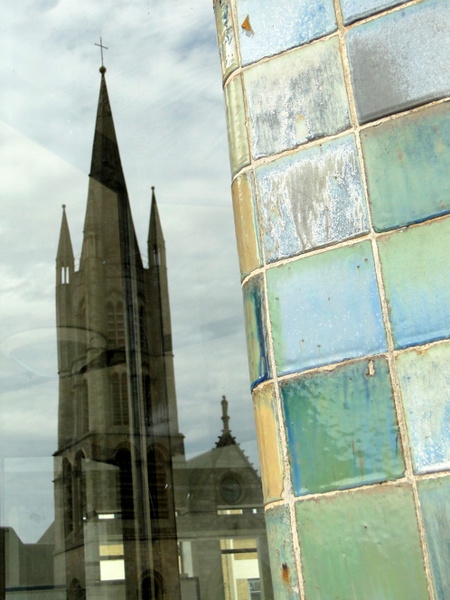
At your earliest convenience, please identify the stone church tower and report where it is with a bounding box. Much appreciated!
[54,65,184,600]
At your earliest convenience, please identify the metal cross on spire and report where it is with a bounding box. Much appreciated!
[95,37,108,67]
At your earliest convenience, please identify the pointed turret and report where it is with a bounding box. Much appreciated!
[216,395,237,447]
[56,204,74,285]
[148,186,166,267]
[89,67,126,193]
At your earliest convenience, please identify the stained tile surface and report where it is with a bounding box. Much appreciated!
[256,134,368,262]
[418,477,450,600]
[232,172,261,277]
[362,102,450,231]
[282,358,403,495]
[215,0,238,78]
[265,506,300,600]
[296,486,429,600]
[267,241,387,375]
[244,37,350,159]
[243,274,271,388]
[253,385,284,502]
[378,217,450,349]
[397,342,450,474]
[236,0,336,65]
[224,75,250,174]
[341,0,403,23]
[347,0,450,123]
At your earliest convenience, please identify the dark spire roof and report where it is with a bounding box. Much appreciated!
[216,395,237,447]
[89,67,126,193]
[82,67,142,269]
[57,204,74,265]
[148,186,165,249]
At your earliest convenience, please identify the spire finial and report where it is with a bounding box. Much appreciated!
[62,204,66,210]
[95,37,108,72]
[215,395,236,447]
[221,395,230,433]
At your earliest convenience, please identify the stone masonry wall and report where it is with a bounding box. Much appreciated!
[214,0,450,598]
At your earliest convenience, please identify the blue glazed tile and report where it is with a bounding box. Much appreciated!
[265,505,300,600]
[378,217,450,349]
[347,0,450,123]
[282,357,404,496]
[256,134,369,262]
[396,342,450,474]
[418,476,450,600]
[243,274,271,388]
[244,37,350,159]
[236,0,336,65]
[341,0,403,24]
[267,241,387,375]
[215,0,239,79]
[362,102,450,231]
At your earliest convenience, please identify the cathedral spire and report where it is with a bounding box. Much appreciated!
[89,67,126,193]
[82,67,142,268]
[56,204,74,284]
[216,395,236,447]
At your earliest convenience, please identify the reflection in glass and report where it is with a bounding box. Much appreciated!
[0,69,273,599]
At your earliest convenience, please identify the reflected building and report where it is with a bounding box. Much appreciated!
[48,66,273,600]
[54,65,183,600]
[176,397,272,600]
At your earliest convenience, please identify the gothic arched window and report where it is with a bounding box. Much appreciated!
[106,300,125,348]
[114,448,135,528]
[77,299,86,357]
[74,451,86,535]
[139,305,148,352]
[112,372,129,426]
[142,571,164,600]
[148,446,169,521]
[63,459,73,539]
[75,378,88,436]
[68,579,86,600]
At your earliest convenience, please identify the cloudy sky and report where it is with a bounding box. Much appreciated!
[0,0,256,543]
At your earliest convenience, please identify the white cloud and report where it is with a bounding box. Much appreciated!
[0,0,258,543]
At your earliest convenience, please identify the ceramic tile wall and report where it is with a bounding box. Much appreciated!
[214,0,450,598]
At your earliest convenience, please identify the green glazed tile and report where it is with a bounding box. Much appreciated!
[362,102,450,231]
[265,505,300,600]
[418,476,450,600]
[224,75,250,175]
[378,217,450,349]
[281,357,404,495]
[396,342,450,474]
[296,486,429,600]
